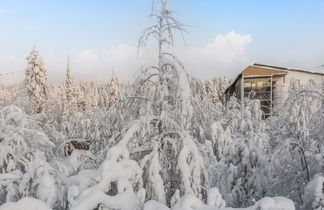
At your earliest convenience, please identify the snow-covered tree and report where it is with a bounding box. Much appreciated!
[267,79,323,206]
[62,57,78,121]
[210,97,269,207]
[24,48,49,114]
[97,70,122,110]
[302,174,324,210]
[0,106,55,205]
[69,126,144,210]
[108,70,121,106]
[90,0,210,206]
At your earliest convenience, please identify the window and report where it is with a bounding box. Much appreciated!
[295,79,300,87]
[244,77,272,118]
[244,82,251,88]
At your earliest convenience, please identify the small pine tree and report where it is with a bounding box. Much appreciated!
[25,48,49,114]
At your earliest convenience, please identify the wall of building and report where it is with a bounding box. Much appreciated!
[225,67,324,116]
[272,75,285,109]
[282,71,323,100]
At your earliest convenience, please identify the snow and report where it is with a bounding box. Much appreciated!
[145,142,166,203]
[207,188,226,208]
[36,172,57,207]
[173,194,206,210]
[303,174,324,210]
[69,138,143,210]
[0,197,52,210]
[143,195,295,210]
[252,197,295,210]
[67,169,99,195]
[0,170,22,181]
[70,189,139,210]
[144,200,170,210]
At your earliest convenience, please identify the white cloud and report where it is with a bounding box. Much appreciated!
[76,50,98,63]
[58,32,252,82]
[0,31,253,83]
[180,31,252,78]
[66,46,155,81]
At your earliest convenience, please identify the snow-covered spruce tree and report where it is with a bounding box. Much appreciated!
[108,70,121,107]
[62,57,78,121]
[88,0,209,206]
[210,97,270,208]
[24,48,49,114]
[77,81,100,111]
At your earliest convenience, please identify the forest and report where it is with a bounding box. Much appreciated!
[0,1,323,210]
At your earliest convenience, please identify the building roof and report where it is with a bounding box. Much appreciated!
[253,63,324,76]
[225,63,324,94]
[243,65,288,77]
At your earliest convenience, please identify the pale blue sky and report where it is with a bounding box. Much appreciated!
[0,0,324,82]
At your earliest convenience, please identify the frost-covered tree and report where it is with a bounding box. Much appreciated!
[24,48,49,114]
[0,106,55,205]
[108,70,121,106]
[92,0,210,206]
[189,77,231,105]
[267,79,323,206]
[97,70,121,109]
[62,57,78,121]
[69,127,144,210]
[77,82,100,111]
[302,174,324,210]
[137,0,208,204]
[210,97,269,207]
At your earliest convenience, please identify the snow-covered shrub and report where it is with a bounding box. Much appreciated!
[267,79,324,206]
[0,106,56,206]
[70,133,143,210]
[210,98,269,207]
[18,152,59,207]
[302,174,324,210]
[0,197,52,210]
[207,188,226,208]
